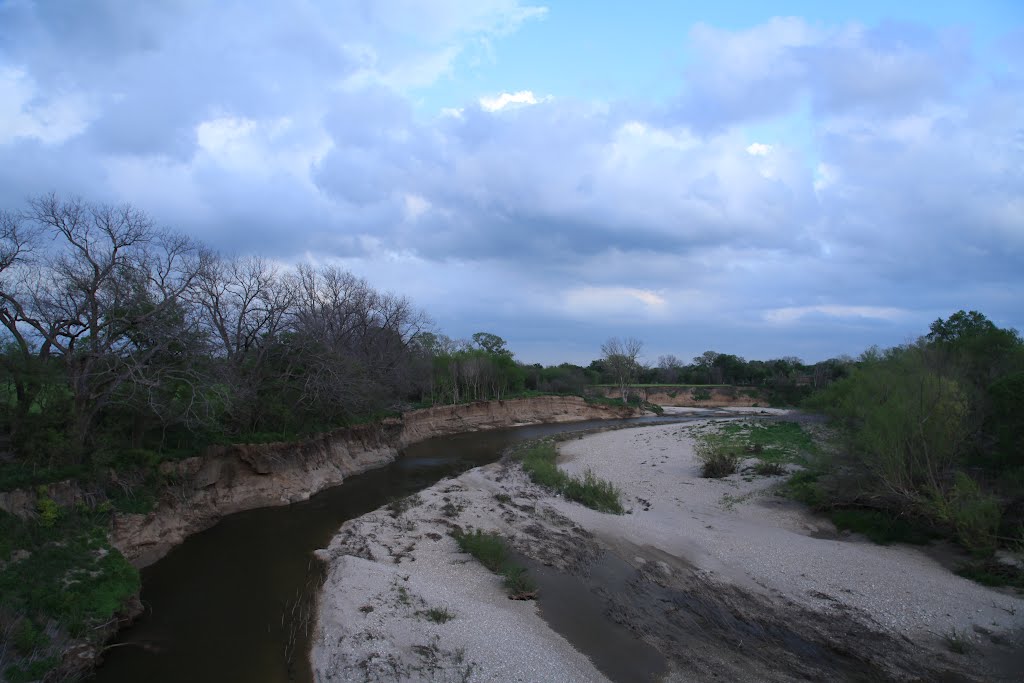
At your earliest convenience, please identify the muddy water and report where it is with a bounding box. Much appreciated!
[91,416,685,683]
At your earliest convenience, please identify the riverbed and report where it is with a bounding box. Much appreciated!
[91,415,685,682]
[312,417,1024,681]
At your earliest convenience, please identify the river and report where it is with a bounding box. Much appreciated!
[91,415,684,682]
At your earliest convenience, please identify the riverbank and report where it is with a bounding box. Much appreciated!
[0,396,644,682]
[312,415,1024,681]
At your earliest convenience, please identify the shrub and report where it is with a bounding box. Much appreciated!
[690,387,712,401]
[752,461,786,476]
[695,441,740,478]
[927,473,1002,553]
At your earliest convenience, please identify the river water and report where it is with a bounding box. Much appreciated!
[91,416,684,683]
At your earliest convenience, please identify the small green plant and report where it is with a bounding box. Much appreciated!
[421,607,455,624]
[35,487,60,528]
[494,493,512,504]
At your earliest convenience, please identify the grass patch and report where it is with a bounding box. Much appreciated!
[0,506,140,682]
[828,508,938,545]
[716,421,816,464]
[696,421,817,482]
[752,461,787,476]
[420,607,455,624]
[452,529,536,598]
[514,441,623,514]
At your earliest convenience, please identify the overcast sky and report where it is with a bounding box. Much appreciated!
[1,1,1021,365]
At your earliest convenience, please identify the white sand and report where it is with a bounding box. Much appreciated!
[555,422,1023,639]
[312,419,1024,681]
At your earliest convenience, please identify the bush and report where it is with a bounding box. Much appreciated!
[695,441,740,478]
[752,461,786,476]
[690,387,712,401]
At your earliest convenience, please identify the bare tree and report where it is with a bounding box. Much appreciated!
[192,254,296,431]
[601,337,643,404]
[657,354,682,383]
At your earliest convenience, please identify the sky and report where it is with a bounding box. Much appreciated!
[1,1,1022,366]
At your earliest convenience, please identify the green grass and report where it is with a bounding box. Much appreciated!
[0,506,140,682]
[783,470,827,508]
[514,441,624,514]
[420,607,455,624]
[452,529,536,597]
[714,421,816,464]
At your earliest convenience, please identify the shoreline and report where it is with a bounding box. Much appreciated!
[311,415,1024,681]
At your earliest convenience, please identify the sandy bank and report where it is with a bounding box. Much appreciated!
[312,418,1024,682]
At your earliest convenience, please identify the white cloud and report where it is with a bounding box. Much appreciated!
[561,286,668,318]
[762,305,909,324]
[479,90,546,111]
[0,68,94,144]
[746,142,773,156]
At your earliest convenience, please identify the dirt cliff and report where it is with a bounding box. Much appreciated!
[108,396,640,566]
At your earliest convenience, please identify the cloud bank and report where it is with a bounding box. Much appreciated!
[1,2,1021,363]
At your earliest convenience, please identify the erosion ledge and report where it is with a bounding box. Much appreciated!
[107,395,641,566]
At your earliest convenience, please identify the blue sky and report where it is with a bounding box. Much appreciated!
[1,1,1022,365]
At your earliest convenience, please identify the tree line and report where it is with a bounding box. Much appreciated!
[0,195,434,471]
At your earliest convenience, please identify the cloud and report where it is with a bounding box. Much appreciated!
[762,305,909,325]
[0,7,1019,363]
[479,90,547,111]
[561,286,668,318]
[669,18,971,131]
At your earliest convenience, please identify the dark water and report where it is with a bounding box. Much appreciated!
[91,416,681,683]
[517,551,668,682]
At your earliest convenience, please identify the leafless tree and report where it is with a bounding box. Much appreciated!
[657,354,682,383]
[0,194,208,455]
[601,336,643,403]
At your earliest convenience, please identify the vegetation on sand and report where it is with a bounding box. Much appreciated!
[451,529,536,598]
[513,441,624,514]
